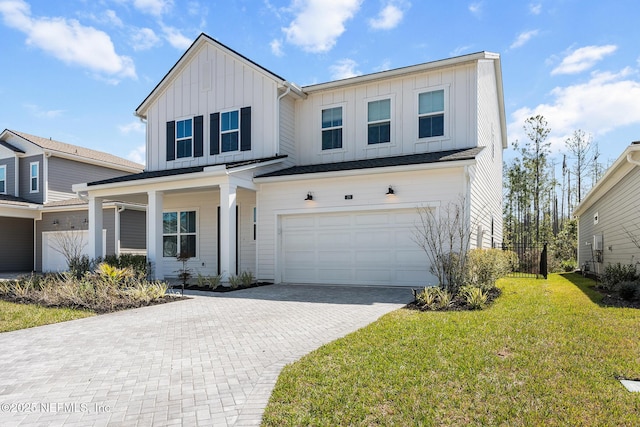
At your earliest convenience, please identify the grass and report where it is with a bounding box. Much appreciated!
[262,273,640,426]
[0,300,94,333]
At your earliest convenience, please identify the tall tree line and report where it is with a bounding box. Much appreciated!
[503,115,606,255]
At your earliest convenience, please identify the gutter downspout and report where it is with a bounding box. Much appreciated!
[275,84,292,155]
[627,153,640,167]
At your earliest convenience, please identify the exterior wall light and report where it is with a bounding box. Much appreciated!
[52,219,59,225]
[386,186,395,195]
[305,192,313,201]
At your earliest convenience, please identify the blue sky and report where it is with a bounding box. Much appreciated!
[0,0,639,168]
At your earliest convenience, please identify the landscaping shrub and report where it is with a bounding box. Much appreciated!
[415,287,438,309]
[196,273,222,290]
[103,254,149,279]
[617,281,640,301]
[601,263,638,291]
[465,249,514,290]
[561,258,577,272]
[461,285,488,310]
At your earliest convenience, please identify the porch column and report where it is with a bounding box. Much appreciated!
[88,196,103,259]
[147,190,164,280]
[219,183,237,280]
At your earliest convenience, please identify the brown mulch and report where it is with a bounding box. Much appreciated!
[594,289,640,309]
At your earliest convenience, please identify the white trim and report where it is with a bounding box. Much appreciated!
[29,161,39,193]
[319,102,347,154]
[415,85,450,142]
[161,208,199,260]
[14,156,19,196]
[0,164,6,194]
[219,108,241,154]
[364,95,394,148]
[175,117,195,160]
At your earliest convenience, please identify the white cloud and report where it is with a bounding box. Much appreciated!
[132,0,173,16]
[330,58,361,80]
[551,45,618,75]
[104,9,123,27]
[270,38,284,57]
[161,24,192,50]
[369,2,407,30]
[508,67,640,151]
[24,103,65,119]
[131,27,160,51]
[127,144,146,165]
[0,0,136,80]
[469,1,483,16]
[509,29,539,50]
[283,0,362,53]
[374,59,392,72]
[450,45,473,57]
[529,3,542,15]
[119,121,146,134]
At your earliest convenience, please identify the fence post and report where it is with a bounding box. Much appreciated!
[540,243,548,279]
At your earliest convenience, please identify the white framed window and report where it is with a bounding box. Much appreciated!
[30,161,39,193]
[163,210,197,258]
[321,106,343,150]
[253,206,257,241]
[418,89,445,139]
[176,118,193,159]
[0,165,6,194]
[367,98,391,145]
[221,110,239,152]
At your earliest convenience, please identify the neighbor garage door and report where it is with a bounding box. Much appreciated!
[42,230,106,273]
[281,209,428,286]
[0,217,34,272]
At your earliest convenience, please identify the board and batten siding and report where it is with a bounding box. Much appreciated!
[256,167,466,283]
[160,189,257,278]
[19,155,44,204]
[47,157,134,203]
[578,166,640,274]
[36,209,116,271]
[120,209,146,250]
[0,216,34,271]
[294,62,478,166]
[469,59,504,249]
[145,43,280,172]
[0,157,15,196]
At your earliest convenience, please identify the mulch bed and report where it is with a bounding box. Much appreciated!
[405,287,502,311]
[593,288,640,309]
[170,282,273,293]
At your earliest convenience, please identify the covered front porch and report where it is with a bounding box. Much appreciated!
[73,160,281,280]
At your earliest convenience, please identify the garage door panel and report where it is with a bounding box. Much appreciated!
[282,209,429,286]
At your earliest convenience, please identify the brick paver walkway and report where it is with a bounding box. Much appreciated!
[0,284,411,426]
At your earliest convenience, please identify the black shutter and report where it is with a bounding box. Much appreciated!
[210,112,220,155]
[194,115,203,157]
[240,106,251,152]
[166,121,175,161]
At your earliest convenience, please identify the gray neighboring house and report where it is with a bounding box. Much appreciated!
[0,129,145,272]
[574,141,640,276]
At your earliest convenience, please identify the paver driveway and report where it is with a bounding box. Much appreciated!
[0,284,412,426]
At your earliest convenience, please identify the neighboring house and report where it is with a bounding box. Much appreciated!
[574,141,640,276]
[0,129,145,272]
[74,33,506,286]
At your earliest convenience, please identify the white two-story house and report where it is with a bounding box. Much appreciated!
[74,33,506,286]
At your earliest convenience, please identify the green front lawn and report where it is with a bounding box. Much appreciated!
[0,300,94,333]
[263,273,640,426]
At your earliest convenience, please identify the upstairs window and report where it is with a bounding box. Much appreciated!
[30,162,39,193]
[0,165,6,193]
[322,106,343,150]
[368,99,391,144]
[176,119,193,158]
[418,89,445,138]
[163,210,197,258]
[221,110,239,152]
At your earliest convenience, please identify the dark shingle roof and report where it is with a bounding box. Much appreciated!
[0,194,38,206]
[257,147,483,178]
[88,155,287,186]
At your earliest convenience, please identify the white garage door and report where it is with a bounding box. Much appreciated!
[281,209,429,286]
[42,230,106,273]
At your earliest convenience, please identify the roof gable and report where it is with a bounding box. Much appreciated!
[135,33,286,118]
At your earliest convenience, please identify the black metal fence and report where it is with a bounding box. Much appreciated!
[503,242,548,279]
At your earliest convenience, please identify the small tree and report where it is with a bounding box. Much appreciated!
[48,227,88,273]
[413,197,477,294]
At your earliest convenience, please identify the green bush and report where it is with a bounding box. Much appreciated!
[561,259,577,272]
[617,281,640,301]
[465,249,515,290]
[601,263,638,291]
[103,254,149,279]
[460,285,488,310]
[415,286,438,309]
